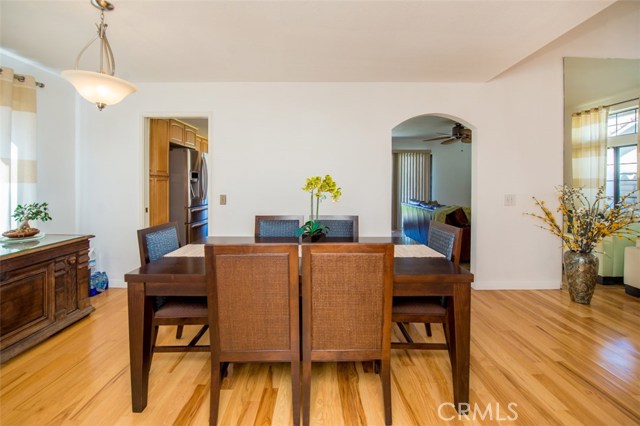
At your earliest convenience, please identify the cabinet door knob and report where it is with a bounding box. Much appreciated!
[67,257,76,265]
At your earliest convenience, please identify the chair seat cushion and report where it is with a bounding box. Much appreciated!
[392,297,446,316]
[154,297,208,319]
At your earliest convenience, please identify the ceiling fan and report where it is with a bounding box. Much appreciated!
[423,123,472,145]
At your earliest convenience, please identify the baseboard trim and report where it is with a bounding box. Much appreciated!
[472,281,561,290]
[597,275,624,285]
[624,285,640,297]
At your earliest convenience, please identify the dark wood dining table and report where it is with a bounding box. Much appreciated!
[124,236,474,414]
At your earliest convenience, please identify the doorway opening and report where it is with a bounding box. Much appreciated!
[392,114,473,267]
[144,116,210,245]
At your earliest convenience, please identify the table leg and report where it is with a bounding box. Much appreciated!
[127,281,153,412]
[451,282,470,413]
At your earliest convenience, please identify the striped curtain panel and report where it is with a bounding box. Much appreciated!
[571,107,608,201]
[0,67,38,231]
[392,151,431,229]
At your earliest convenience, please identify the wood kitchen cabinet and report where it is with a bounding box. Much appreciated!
[196,135,208,153]
[149,119,170,176]
[168,119,197,149]
[169,119,185,146]
[149,175,170,226]
[184,125,197,149]
[0,235,94,362]
[149,119,171,226]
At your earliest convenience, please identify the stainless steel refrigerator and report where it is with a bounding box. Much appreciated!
[169,146,208,245]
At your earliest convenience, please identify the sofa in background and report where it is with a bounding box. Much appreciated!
[401,202,471,262]
[596,223,640,283]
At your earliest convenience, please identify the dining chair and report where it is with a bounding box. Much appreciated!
[301,243,394,425]
[205,243,300,426]
[315,215,359,239]
[137,222,208,352]
[254,215,304,237]
[392,220,462,350]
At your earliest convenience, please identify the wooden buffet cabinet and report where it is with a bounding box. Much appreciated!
[0,235,95,362]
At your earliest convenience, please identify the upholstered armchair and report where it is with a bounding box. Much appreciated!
[595,223,640,283]
[624,238,640,297]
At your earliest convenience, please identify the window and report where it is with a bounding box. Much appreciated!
[606,145,637,204]
[392,151,431,229]
[608,107,638,137]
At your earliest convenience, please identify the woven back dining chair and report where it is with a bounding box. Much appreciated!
[301,243,394,425]
[254,215,304,237]
[392,220,462,351]
[137,222,208,353]
[315,215,359,239]
[205,244,300,426]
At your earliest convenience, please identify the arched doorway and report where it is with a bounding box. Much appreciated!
[392,114,473,267]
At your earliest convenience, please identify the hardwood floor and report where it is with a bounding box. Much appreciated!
[1,286,639,425]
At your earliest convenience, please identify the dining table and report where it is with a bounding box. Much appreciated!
[124,236,474,414]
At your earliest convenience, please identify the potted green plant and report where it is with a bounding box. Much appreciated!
[527,186,639,304]
[3,202,52,238]
[296,175,342,241]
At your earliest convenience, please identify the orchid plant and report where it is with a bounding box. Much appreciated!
[296,175,342,237]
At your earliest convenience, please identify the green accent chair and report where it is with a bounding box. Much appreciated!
[596,223,640,283]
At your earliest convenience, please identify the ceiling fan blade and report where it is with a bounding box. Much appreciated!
[440,137,457,145]
[423,135,451,142]
[461,135,472,143]
[460,128,472,136]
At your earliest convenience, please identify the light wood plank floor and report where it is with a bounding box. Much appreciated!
[1,286,639,425]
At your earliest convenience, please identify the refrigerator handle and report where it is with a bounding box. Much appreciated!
[200,154,208,201]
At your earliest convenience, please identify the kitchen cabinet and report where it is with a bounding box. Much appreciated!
[184,126,197,149]
[169,119,197,149]
[196,135,208,153]
[149,119,171,225]
[149,176,170,226]
[0,235,94,362]
[169,119,185,145]
[149,119,170,176]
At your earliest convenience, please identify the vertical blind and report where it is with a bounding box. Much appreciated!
[392,151,431,229]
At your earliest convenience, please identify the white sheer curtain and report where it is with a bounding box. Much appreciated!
[571,106,608,200]
[0,67,38,231]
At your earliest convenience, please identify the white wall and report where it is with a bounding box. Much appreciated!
[7,1,639,290]
[1,53,77,234]
[393,137,472,207]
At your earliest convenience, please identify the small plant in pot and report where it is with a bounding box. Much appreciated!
[296,175,342,241]
[3,202,52,238]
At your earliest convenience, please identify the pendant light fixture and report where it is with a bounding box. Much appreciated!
[62,0,136,111]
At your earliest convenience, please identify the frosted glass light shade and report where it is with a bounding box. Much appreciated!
[62,70,137,109]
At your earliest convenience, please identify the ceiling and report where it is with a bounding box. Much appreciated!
[0,0,616,83]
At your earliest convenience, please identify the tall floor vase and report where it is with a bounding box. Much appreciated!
[563,251,598,305]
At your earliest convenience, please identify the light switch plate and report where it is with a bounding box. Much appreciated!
[504,194,516,206]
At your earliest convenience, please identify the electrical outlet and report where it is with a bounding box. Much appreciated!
[504,194,516,207]
[220,194,227,205]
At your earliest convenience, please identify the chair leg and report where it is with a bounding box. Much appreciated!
[302,360,311,426]
[210,360,221,426]
[424,322,432,337]
[396,322,414,343]
[188,324,209,347]
[291,360,301,426]
[176,325,184,339]
[381,359,392,426]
